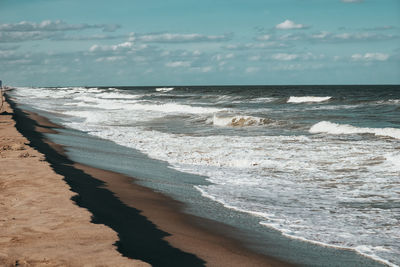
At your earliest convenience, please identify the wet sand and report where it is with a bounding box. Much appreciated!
[1,95,290,266]
[0,98,146,266]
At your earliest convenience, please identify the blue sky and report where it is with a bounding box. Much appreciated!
[0,0,399,86]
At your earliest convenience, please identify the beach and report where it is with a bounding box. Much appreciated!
[2,84,398,267]
[0,99,145,266]
[0,94,288,266]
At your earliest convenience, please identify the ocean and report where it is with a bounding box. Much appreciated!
[10,85,400,266]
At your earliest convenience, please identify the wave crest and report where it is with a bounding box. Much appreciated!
[212,115,272,127]
[127,103,222,114]
[288,96,332,103]
[310,121,400,139]
[156,87,174,92]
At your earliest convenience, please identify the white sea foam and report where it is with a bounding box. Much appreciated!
[11,86,400,266]
[249,97,277,103]
[287,96,332,103]
[211,115,272,127]
[376,99,400,105]
[96,92,141,99]
[196,186,276,218]
[73,95,99,102]
[156,87,175,92]
[123,103,222,114]
[310,121,400,139]
[385,153,400,170]
[267,227,399,267]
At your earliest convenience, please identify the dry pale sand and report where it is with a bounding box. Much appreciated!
[0,100,148,266]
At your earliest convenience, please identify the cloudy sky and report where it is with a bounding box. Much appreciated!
[0,0,399,86]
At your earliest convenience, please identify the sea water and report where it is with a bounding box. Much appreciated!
[11,85,400,266]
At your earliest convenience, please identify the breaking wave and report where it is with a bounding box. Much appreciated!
[310,121,400,139]
[288,96,332,103]
[96,92,141,99]
[126,103,222,114]
[156,87,175,92]
[211,115,273,127]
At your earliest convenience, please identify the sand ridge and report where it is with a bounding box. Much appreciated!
[0,101,147,266]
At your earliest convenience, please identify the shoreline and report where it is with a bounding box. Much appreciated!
[4,95,289,266]
[0,98,146,266]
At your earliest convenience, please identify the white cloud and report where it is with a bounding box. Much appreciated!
[0,20,121,42]
[165,61,191,68]
[224,42,287,50]
[270,63,324,71]
[309,31,399,42]
[272,53,299,61]
[360,26,395,31]
[0,31,60,43]
[89,44,99,52]
[95,56,125,62]
[89,42,135,52]
[112,42,132,50]
[193,50,202,56]
[213,53,235,61]
[278,33,304,41]
[255,34,271,41]
[271,52,325,61]
[351,53,389,61]
[130,32,232,43]
[54,34,124,41]
[276,20,307,30]
[0,20,120,32]
[311,31,330,39]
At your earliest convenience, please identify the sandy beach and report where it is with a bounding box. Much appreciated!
[0,98,147,266]
[1,94,289,266]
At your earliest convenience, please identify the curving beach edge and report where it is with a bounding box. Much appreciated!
[0,95,289,266]
[0,98,147,266]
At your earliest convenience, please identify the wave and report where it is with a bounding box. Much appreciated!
[265,224,399,267]
[211,115,272,127]
[386,153,400,170]
[96,92,141,99]
[249,97,277,103]
[198,187,399,267]
[126,103,222,114]
[156,87,174,92]
[287,96,332,103]
[376,99,400,105]
[310,121,400,139]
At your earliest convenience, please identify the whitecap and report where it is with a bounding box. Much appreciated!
[96,92,141,99]
[287,96,332,103]
[385,153,400,170]
[211,115,272,127]
[309,121,400,139]
[375,99,400,105]
[156,87,175,92]
[249,97,277,103]
[125,103,222,114]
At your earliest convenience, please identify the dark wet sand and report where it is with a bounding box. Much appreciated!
[0,99,146,266]
[6,95,291,267]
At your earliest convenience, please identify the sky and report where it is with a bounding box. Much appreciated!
[0,0,399,86]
